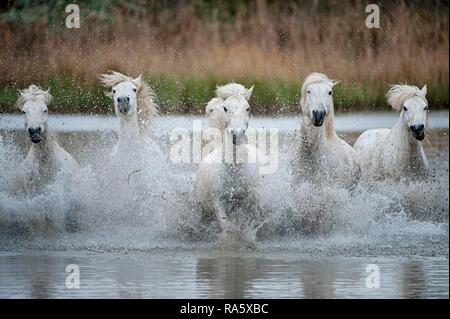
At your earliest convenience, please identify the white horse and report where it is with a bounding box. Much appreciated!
[293,72,357,186]
[99,71,158,153]
[196,83,266,241]
[354,84,429,179]
[13,85,79,193]
[202,95,229,155]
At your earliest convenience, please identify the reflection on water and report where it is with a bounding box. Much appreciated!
[0,252,448,299]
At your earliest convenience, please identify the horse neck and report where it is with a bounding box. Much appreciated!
[30,129,58,167]
[222,143,245,174]
[209,122,226,145]
[119,113,139,141]
[389,112,423,166]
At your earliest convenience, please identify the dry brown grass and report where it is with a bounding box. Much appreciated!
[0,1,448,113]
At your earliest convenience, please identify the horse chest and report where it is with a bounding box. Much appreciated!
[218,168,255,202]
[382,143,424,176]
[31,163,59,185]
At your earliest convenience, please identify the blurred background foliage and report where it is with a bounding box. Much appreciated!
[0,0,448,115]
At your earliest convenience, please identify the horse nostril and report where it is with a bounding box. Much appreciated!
[312,110,324,117]
[28,127,41,134]
[312,109,326,126]
[117,96,129,104]
[410,124,425,132]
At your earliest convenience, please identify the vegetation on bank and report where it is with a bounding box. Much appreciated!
[0,77,448,115]
[0,1,448,114]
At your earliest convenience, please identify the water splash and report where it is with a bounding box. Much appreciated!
[0,129,448,256]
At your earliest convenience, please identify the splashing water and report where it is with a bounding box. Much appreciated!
[0,118,448,257]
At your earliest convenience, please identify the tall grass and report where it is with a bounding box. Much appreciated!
[0,1,448,114]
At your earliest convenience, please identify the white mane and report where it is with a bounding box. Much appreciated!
[386,84,428,111]
[215,83,248,99]
[300,72,334,108]
[99,70,159,130]
[98,70,134,89]
[16,85,52,109]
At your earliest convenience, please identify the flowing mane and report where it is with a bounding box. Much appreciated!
[99,71,158,131]
[216,83,248,99]
[386,84,428,111]
[16,85,52,109]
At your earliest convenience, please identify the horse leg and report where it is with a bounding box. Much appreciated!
[214,200,232,234]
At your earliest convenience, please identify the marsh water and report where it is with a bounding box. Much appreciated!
[0,112,448,299]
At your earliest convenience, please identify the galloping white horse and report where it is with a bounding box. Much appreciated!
[293,72,357,186]
[99,71,158,152]
[354,84,429,179]
[196,83,266,240]
[13,85,79,193]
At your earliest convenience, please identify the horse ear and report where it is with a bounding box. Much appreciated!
[245,85,254,101]
[331,80,341,88]
[133,75,143,87]
[421,84,427,96]
[45,87,53,104]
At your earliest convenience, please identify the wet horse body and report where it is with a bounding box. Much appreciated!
[354,84,429,180]
[293,73,357,186]
[196,83,265,240]
[13,85,79,194]
[18,132,79,193]
[99,71,159,155]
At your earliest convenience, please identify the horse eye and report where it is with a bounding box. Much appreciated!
[329,91,332,95]
[307,90,311,94]
[133,88,137,93]
[424,106,429,111]
[44,109,48,113]
[112,90,116,94]
[223,107,228,112]
[403,106,408,111]
[21,110,26,114]
[246,108,250,112]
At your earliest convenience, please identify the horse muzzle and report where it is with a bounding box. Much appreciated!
[410,124,425,141]
[117,96,131,115]
[28,127,43,143]
[117,103,131,115]
[231,129,246,146]
[312,109,326,127]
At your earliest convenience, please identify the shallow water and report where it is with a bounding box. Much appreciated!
[0,251,448,299]
[0,112,448,298]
